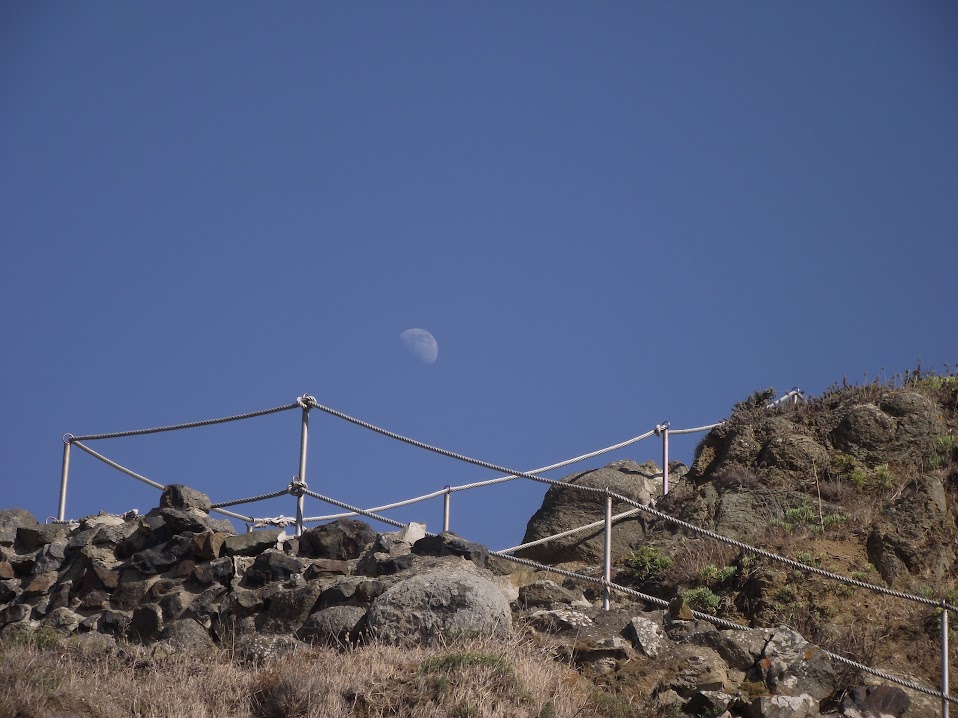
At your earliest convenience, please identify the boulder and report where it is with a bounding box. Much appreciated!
[517,460,663,564]
[222,529,281,557]
[840,685,910,718]
[297,605,367,647]
[625,612,667,658]
[255,581,326,634]
[755,627,836,702]
[299,519,376,560]
[160,485,212,514]
[16,524,71,553]
[245,550,304,584]
[161,618,214,651]
[412,532,489,567]
[365,560,511,646]
[0,509,38,546]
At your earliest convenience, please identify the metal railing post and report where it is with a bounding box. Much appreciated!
[656,423,670,495]
[603,489,612,611]
[443,486,451,532]
[943,600,950,718]
[57,436,72,522]
[294,396,312,537]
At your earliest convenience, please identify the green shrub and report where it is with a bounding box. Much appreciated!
[682,587,721,615]
[623,546,673,583]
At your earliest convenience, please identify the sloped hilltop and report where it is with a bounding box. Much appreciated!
[0,372,956,717]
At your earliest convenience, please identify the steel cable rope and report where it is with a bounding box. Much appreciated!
[70,441,255,522]
[302,429,659,523]
[211,489,292,509]
[612,493,958,614]
[70,402,300,442]
[499,508,643,554]
[303,489,409,530]
[306,398,958,613]
[490,551,957,703]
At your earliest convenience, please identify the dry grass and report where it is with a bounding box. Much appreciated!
[0,629,600,718]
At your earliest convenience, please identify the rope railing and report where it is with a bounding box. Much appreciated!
[490,550,958,704]
[56,388,957,712]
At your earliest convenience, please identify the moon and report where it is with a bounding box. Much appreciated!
[400,328,439,365]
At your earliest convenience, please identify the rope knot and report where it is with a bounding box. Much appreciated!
[288,478,308,497]
[296,394,315,409]
[654,422,670,436]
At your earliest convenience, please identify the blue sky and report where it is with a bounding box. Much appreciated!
[1,3,956,551]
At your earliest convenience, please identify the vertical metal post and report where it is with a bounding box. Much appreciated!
[603,489,612,611]
[657,423,670,495]
[295,400,310,538]
[57,437,72,522]
[943,600,950,718]
[443,486,451,533]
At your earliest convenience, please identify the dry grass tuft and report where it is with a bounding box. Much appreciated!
[0,630,596,718]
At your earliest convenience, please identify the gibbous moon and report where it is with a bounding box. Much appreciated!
[400,328,439,365]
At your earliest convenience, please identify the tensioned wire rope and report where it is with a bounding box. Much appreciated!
[69,436,954,702]
[69,402,300,442]
[303,396,958,614]
[489,551,957,703]
[57,393,952,699]
[299,428,660,523]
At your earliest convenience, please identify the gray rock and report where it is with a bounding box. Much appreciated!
[625,613,666,658]
[256,581,326,634]
[0,509,38,547]
[840,685,910,718]
[832,403,897,457]
[528,608,594,633]
[193,556,234,585]
[757,434,829,476]
[222,529,281,557]
[297,605,367,647]
[365,561,511,646]
[757,627,835,702]
[130,603,165,640]
[412,532,489,567]
[246,550,304,584]
[744,693,817,718]
[161,618,214,650]
[160,485,212,514]
[299,519,376,560]
[517,579,585,609]
[33,541,67,574]
[16,524,71,553]
[0,603,31,628]
[667,644,730,697]
[516,460,662,564]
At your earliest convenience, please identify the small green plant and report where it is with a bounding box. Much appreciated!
[623,546,673,582]
[931,435,958,468]
[873,464,895,490]
[784,505,816,524]
[774,586,796,604]
[682,587,721,614]
[768,518,791,532]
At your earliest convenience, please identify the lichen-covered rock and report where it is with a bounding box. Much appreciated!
[517,460,666,563]
[365,560,511,646]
